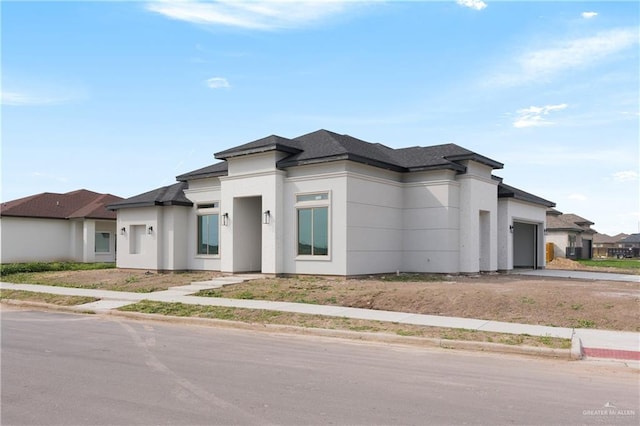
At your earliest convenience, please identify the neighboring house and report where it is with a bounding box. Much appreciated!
[592,232,629,258]
[0,189,123,263]
[545,209,596,260]
[108,129,555,276]
[618,233,640,257]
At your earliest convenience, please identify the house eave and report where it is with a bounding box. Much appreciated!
[447,153,504,169]
[106,201,193,210]
[546,227,584,233]
[215,144,302,160]
[407,163,466,173]
[498,193,556,208]
[176,170,228,182]
[278,153,406,172]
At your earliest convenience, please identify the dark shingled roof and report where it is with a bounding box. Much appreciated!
[118,130,544,211]
[176,161,228,182]
[497,181,555,207]
[212,129,503,173]
[1,189,123,220]
[620,233,640,244]
[107,182,192,210]
[215,135,303,160]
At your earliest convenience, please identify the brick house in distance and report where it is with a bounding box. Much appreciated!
[592,232,629,258]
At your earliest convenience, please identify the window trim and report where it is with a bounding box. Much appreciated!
[295,191,331,260]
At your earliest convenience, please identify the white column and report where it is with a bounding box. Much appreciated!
[82,220,96,263]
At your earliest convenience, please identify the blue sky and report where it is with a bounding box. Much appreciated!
[2,0,638,235]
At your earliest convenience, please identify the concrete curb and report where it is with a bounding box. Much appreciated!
[571,333,584,360]
[1,299,98,314]
[0,300,571,360]
[107,310,575,359]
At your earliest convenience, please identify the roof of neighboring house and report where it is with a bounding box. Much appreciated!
[546,211,596,234]
[620,233,640,244]
[560,213,594,226]
[0,189,123,220]
[593,233,629,244]
[107,182,192,210]
[213,129,503,173]
[497,180,555,207]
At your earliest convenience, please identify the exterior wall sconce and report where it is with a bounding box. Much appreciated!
[544,228,548,235]
[222,213,229,226]
[120,227,126,235]
[263,210,271,224]
[148,226,153,234]
[509,225,514,233]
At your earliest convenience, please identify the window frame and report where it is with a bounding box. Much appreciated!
[295,191,331,260]
[95,231,111,254]
[196,203,220,257]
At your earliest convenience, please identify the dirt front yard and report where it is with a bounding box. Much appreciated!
[4,268,638,332]
[197,273,639,331]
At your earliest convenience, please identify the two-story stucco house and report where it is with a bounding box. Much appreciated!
[107,130,554,276]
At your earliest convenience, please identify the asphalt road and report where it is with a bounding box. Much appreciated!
[2,309,638,425]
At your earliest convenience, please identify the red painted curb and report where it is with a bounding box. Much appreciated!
[583,347,640,361]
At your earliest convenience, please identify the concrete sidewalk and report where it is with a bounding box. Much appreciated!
[2,276,638,364]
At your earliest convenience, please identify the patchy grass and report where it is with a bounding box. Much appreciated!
[6,269,639,332]
[118,300,571,349]
[379,273,446,282]
[2,270,218,293]
[0,289,98,306]
[195,275,640,332]
[577,259,640,270]
[1,262,115,276]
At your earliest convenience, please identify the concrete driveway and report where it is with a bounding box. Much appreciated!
[513,269,640,283]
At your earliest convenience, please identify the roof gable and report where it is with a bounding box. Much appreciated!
[107,182,192,210]
[215,135,302,160]
[176,161,228,182]
[275,129,503,172]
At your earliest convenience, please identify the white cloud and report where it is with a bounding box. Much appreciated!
[490,27,639,86]
[612,170,639,182]
[512,103,568,128]
[146,0,355,30]
[581,12,598,19]
[456,0,487,11]
[205,77,230,89]
[1,91,69,106]
[568,193,588,201]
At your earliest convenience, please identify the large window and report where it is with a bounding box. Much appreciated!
[296,192,329,256]
[197,214,219,255]
[95,232,110,253]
